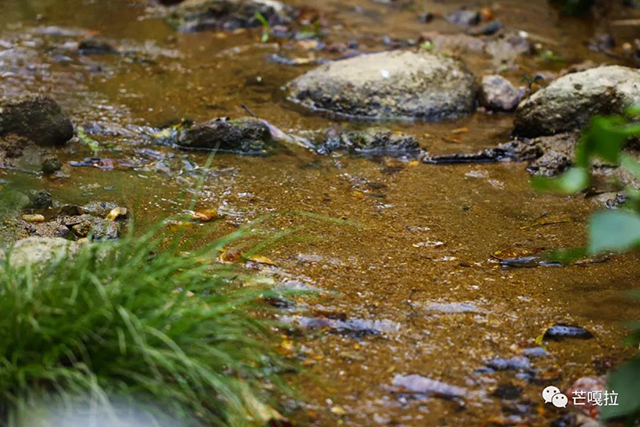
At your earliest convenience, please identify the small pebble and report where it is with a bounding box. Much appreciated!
[22,214,45,223]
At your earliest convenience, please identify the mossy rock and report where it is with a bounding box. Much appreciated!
[0,96,73,146]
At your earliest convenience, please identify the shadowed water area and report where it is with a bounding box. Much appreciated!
[1,0,640,425]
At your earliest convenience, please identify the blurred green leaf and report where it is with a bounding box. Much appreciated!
[546,247,587,264]
[621,154,640,180]
[627,104,640,116]
[581,116,628,165]
[602,357,640,421]
[588,210,640,255]
[254,12,270,43]
[530,167,588,194]
[77,126,100,156]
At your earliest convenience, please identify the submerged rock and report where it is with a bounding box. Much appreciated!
[41,156,63,175]
[176,117,271,154]
[515,66,640,137]
[0,96,73,146]
[319,128,424,158]
[167,0,295,32]
[426,133,580,178]
[485,356,531,371]
[78,37,117,55]
[446,9,480,26]
[543,324,594,341]
[64,215,119,240]
[391,374,467,399]
[279,315,400,337]
[479,75,526,112]
[491,384,523,400]
[27,190,53,209]
[0,134,30,167]
[287,50,477,120]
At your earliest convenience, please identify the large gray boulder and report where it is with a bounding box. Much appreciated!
[167,0,295,32]
[514,66,640,137]
[287,50,478,120]
[1,237,79,269]
[0,95,73,146]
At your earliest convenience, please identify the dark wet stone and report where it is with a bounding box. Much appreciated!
[492,384,523,400]
[418,12,434,23]
[522,347,549,358]
[0,134,29,167]
[513,133,578,177]
[280,315,400,337]
[502,401,535,416]
[81,201,118,215]
[41,156,63,175]
[597,192,627,209]
[63,215,119,240]
[479,75,526,112]
[527,151,572,177]
[424,142,524,165]
[27,190,53,209]
[287,51,477,120]
[391,374,467,399]
[485,356,531,371]
[446,9,480,26]
[78,37,117,55]
[473,367,496,375]
[0,96,73,147]
[588,33,615,55]
[515,66,640,137]
[57,205,84,216]
[499,255,563,268]
[467,20,502,36]
[543,324,594,341]
[167,0,295,32]
[551,414,576,427]
[22,219,70,239]
[515,370,538,382]
[176,117,271,154]
[426,133,580,179]
[320,128,424,158]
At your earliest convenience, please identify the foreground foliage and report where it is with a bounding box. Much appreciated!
[532,106,640,422]
[0,223,291,426]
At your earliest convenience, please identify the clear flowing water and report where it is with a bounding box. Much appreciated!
[1,0,640,425]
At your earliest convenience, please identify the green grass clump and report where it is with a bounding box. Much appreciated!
[0,223,292,426]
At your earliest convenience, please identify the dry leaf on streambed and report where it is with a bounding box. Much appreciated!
[190,208,219,222]
[106,206,127,221]
[491,247,543,260]
[451,127,469,135]
[520,214,573,229]
[240,384,285,425]
[218,247,276,266]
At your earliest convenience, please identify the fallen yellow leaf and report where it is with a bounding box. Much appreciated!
[191,208,219,222]
[247,254,276,265]
[106,206,127,221]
